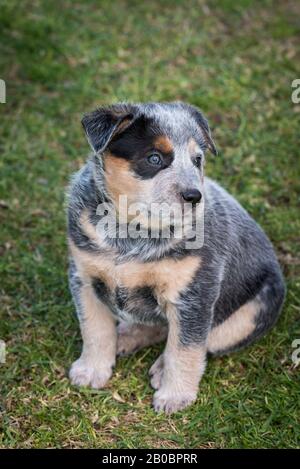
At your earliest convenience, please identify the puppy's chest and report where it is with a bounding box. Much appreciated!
[71,243,201,322]
[88,257,174,324]
[92,275,163,324]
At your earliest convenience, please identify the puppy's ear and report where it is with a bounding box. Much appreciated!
[81,104,138,154]
[186,104,218,156]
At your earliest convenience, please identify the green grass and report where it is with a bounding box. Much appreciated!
[1,0,300,449]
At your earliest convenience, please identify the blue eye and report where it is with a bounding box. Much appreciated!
[148,153,162,166]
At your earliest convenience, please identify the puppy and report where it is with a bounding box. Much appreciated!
[67,102,285,413]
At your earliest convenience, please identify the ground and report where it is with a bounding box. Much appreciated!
[0,0,300,449]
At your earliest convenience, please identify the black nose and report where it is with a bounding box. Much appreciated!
[181,189,202,204]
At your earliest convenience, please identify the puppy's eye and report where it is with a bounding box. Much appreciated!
[193,155,202,168]
[147,153,162,166]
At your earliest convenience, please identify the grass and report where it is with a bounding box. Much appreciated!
[0,0,300,449]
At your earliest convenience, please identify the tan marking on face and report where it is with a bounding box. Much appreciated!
[188,138,201,156]
[69,239,201,303]
[188,138,205,184]
[104,154,137,205]
[104,152,153,209]
[154,135,173,154]
[207,299,261,354]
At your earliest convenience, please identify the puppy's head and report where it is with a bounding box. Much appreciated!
[82,102,216,228]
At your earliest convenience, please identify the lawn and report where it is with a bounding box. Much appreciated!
[0,0,300,449]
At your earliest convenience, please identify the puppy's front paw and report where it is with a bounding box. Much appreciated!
[153,387,197,414]
[149,354,164,390]
[69,357,113,389]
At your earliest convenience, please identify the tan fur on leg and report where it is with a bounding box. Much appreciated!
[152,306,207,413]
[69,283,117,389]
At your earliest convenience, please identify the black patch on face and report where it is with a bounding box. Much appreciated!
[106,116,174,179]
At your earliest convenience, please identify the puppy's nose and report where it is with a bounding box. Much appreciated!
[181,189,202,204]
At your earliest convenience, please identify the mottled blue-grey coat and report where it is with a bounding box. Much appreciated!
[67,102,285,413]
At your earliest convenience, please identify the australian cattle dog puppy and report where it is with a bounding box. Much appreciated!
[67,102,285,413]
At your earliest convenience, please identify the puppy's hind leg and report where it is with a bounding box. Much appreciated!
[207,271,285,355]
[117,322,167,356]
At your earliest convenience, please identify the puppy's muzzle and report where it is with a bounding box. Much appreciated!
[181,189,202,204]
